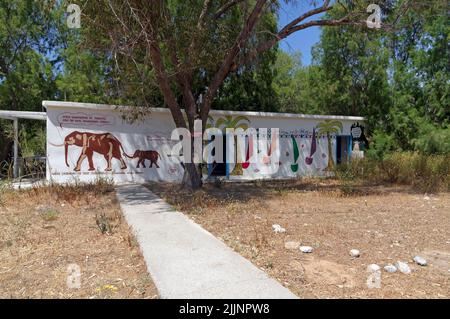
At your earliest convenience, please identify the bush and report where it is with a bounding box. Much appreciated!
[413,126,450,155]
[334,152,450,193]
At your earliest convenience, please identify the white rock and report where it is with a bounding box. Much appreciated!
[284,241,300,250]
[384,264,397,273]
[272,224,286,233]
[413,256,427,266]
[367,264,381,272]
[350,249,360,258]
[299,246,314,253]
[423,196,431,201]
[396,261,411,274]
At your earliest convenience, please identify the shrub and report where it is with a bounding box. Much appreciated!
[334,152,450,193]
[409,153,450,193]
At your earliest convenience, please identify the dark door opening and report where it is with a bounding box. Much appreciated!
[209,135,227,176]
[336,136,351,164]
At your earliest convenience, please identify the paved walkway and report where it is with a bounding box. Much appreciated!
[115,184,298,299]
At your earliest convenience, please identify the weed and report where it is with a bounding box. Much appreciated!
[40,209,59,222]
[95,213,113,235]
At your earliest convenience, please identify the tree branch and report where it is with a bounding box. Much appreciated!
[124,0,187,129]
[214,0,245,19]
[201,0,269,125]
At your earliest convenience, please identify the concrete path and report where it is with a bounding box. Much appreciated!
[115,184,298,299]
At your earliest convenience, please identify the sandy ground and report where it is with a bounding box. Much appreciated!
[149,179,450,299]
[0,184,158,299]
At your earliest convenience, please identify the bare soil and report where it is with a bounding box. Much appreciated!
[0,184,158,299]
[148,179,450,299]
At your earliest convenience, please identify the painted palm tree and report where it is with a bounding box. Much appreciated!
[316,120,343,170]
[205,115,216,129]
[214,115,250,131]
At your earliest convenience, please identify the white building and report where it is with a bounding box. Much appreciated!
[43,100,366,184]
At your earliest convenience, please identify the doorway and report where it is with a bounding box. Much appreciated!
[336,135,352,164]
[208,135,228,177]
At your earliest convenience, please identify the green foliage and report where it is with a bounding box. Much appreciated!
[18,124,46,157]
[272,1,448,157]
[413,126,450,155]
[335,153,450,193]
[0,1,59,112]
[365,130,395,159]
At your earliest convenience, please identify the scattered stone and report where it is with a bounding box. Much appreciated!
[423,196,431,201]
[384,264,397,273]
[350,249,360,258]
[395,261,411,274]
[272,224,286,233]
[284,241,300,250]
[367,264,381,272]
[299,246,314,253]
[413,256,427,266]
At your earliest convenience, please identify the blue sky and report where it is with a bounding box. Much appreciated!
[278,1,325,65]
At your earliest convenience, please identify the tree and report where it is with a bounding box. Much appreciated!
[311,13,391,126]
[385,0,449,155]
[79,0,416,189]
[272,50,326,114]
[0,1,60,163]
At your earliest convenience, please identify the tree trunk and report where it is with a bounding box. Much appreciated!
[0,128,12,163]
[182,162,203,190]
[180,134,203,190]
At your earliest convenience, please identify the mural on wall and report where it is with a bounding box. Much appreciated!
[305,128,317,165]
[50,131,162,172]
[316,120,343,171]
[290,136,300,173]
[46,103,361,184]
[130,150,161,168]
[242,128,279,172]
[49,131,134,172]
[208,115,250,174]
[242,136,252,170]
[350,122,368,151]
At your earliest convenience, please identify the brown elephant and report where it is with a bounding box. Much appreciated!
[132,150,161,168]
[51,131,133,171]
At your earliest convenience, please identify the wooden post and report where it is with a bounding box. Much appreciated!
[13,118,19,179]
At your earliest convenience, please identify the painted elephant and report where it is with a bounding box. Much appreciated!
[54,131,133,171]
[131,150,161,168]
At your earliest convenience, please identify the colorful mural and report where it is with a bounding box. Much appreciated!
[351,122,368,150]
[45,101,363,184]
[316,120,343,170]
[305,128,317,166]
[290,136,299,173]
[208,115,250,175]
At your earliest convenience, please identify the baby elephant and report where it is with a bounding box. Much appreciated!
[132,150,161,168]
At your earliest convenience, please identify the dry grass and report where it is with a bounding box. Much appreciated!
[149,179,450,299]
[0,182,158,299]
